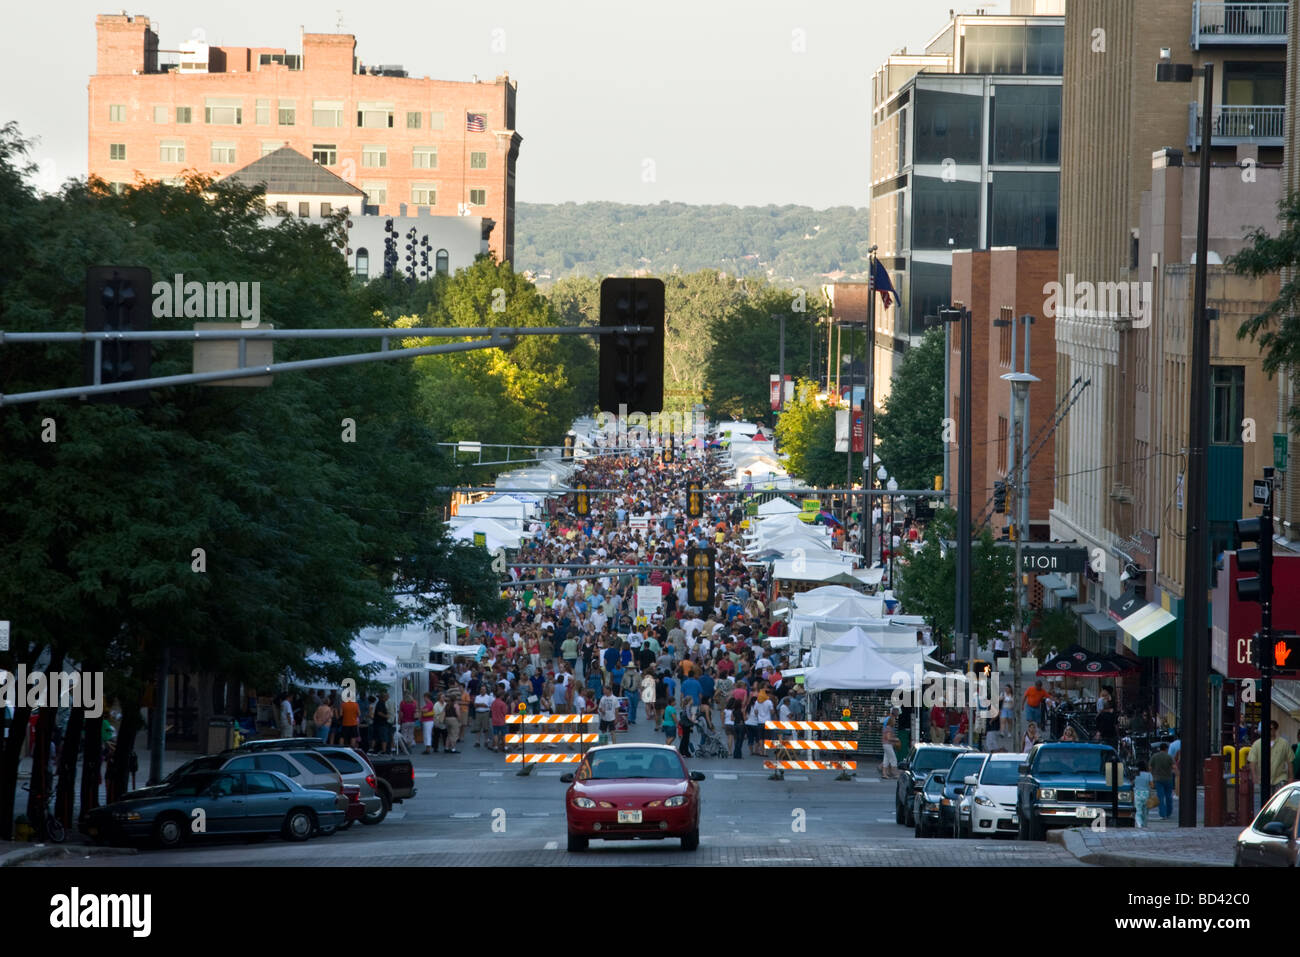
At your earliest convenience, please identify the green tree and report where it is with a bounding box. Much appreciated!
[874,326,945,489]
[1230,191,1300,405]
[775,381,865,487]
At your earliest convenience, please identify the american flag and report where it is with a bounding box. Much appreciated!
[466,112,486,132]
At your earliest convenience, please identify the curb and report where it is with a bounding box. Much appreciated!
[1047,827,1232,867]
[0,844,139,867]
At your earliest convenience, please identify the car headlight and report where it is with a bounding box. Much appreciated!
[1038,788,1056,801]
[665,795,687,807]
[1118,790,1132,803]
[573,797,596,808]
[598,801,615,809]
[974,795,997,807]
[112,811,142,821]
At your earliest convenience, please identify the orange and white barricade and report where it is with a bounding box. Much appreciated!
[505,712,596,767]
[763,719,859,775]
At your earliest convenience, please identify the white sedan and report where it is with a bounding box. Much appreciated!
[958,752,1026,838]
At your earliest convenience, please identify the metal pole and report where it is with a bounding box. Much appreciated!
[1014,317,1033,743]
[1179,62,1214,828]
[1260,467,1274,807]
[943,321,952,509]
[777,314,786,412]
[1012,386,1027,747]
[846,324,854,531]
[957,306,973,665]
[865,252,878,562]
[148,648,168,786]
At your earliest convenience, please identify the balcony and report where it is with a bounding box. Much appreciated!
[1191,2,1287,47]
[1188,103,1286,148]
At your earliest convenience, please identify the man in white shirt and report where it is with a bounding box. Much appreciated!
[598,688,621,743]
[751,694,775,755]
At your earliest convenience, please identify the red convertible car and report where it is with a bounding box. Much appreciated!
[560,744,705,852]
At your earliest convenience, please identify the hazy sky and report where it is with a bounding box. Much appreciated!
[6,0,1000,208]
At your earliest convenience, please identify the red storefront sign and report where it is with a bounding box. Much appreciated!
[1211,551,1300,679]
[851,410,864,453]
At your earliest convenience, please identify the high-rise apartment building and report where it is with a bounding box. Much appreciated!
[88,12,521,264]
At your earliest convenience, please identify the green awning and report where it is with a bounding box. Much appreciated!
[1118,602,1177,658]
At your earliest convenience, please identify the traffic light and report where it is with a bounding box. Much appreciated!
[914,496,933,522]
[598,277,665,414]
[993,480,1007,513]
[574,482,590,517]
[84,265,152,404]
[1234,515,1272,605]
[686,546,716,608]
[663,436,674,464]
[1271,632,1299,674]
[562,434,575,459]
[686,480,703,518]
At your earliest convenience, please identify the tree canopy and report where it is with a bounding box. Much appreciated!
[874,326,945,490]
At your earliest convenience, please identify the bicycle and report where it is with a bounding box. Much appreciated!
[22,784,65,844]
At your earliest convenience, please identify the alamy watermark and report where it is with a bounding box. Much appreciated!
[593,405,709,448]
[889,666,996,718]
[0,666,103,718]
[1043,273,1152,327]
[151,273,261,328]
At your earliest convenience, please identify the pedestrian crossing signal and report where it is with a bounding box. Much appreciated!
[687,546,715,608]
[686,480,703,517]
[1272,632,1299,674]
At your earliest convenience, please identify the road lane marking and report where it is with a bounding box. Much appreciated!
[713,773,738,780]
[784,775,809,781]
[413,772,438,779]
[537,771,561,777]
[544,841,558,850]
[451,812,482,819]
[479,771,504,777]
[521,812,549,817]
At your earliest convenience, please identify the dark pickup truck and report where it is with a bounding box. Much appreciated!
[1017,742,1133,840]
[235,739,415,812]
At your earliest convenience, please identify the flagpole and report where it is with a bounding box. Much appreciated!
[864,247,877,564]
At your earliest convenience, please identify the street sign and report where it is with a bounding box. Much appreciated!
[1253,480,1271,506]
[0,620,8,652]
[1275,433,1287,471]
[1018,544,1089,574]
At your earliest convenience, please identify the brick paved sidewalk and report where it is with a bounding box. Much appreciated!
[1049,825,1240,867]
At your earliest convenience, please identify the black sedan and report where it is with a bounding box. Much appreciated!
[913,771,948,838]
[81,770,344,848]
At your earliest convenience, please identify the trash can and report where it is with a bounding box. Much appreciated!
[207,717,235,754]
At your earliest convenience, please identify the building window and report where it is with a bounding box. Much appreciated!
[299,202,311,218]
[357,107,394,128]
[362,145,388,168]
[108,181,128,195]
[176,106,192,124]
[256,99,271,125]
[109,143,126,161]
[210,144,237,164]
[160,141,185,163]
[913,87,983,165]
[261,141,280,157]
[321,202,332,217]
[313,102,343,127]
[998,320,1011,366]
[469,188,486,206]
[153,105,168,124]
[988,172,1059,248]
[274,201,289,216]
[412,147,438,169]
[436,249,449,275]
[997,415,1009,472]
[312,144,338,166]
[429,111,445,130]
[470,151,488,170]
[109,104,126,122]
[362,182,387,206]
[278,100,296,126]
[412,184,437,206]
[911,175,980,249]
[355,248,369,277]
[204,100,243,125]
[1210,366,1246,444]
[406,111,422,129]
[989,84,1060,165]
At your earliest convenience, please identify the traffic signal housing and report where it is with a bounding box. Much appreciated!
[1234,515,1272,605]
[84,265,152,403]
[663,436,674,464]
[562,434,575,459]
[686,480,703,518]
[993,480,1007,513]
[574,482,590,517]
[686,546,716,609]
[598,277,665,415]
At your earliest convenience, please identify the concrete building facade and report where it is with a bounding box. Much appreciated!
[88,12,520,264]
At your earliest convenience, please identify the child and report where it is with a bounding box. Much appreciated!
[1134,760,1153,829]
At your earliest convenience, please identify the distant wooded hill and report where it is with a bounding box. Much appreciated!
[515,201,872,286]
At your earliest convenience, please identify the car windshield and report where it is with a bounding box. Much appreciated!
[948,756,985,783]
[1035,749,1107,775]
[164,757,220,782]
[981,760,1024,786]
[914,750,959,774]
[166,772,223,797]
[924,773,947,794]
[580,749,684,780]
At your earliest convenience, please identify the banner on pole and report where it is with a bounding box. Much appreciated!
[835,409,849,452]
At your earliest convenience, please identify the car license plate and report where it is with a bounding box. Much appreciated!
[617,810,642,824]
[1076,806,1101,818]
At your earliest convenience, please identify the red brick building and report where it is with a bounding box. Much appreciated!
[88,13,520,263]
[949,248,1058,541]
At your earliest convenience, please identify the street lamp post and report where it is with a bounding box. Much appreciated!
[887,476,899,589]
[877,465,889,570]
[1002,371,1040,749]
[931,305,973,665]
[772,314,787,413]
[1156,50,1214,829]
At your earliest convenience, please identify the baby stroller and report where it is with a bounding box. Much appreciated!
[693,720,729,759]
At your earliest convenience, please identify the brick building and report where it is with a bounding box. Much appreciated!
[88,12,520,264]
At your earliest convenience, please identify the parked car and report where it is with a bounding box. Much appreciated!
[560,744,705,852]
[217,749,345,798]
[959,752,1027,838]
[895,744,971,826]
[311,746,385,823]
[1017,742,1134,840]
[81,770,344,848]
[1235,781,1299,867]
[235,738,415,812]
[935,752,988,834]
[913,770,948,838]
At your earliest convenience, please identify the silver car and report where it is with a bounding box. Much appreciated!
[1235,782,1299,867]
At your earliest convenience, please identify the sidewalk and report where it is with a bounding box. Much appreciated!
[1048,825,1240,867]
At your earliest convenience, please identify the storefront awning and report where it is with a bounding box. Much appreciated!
[1082,612,1118,635]
[1118,602,1177,658]
[1037,573,1067,591]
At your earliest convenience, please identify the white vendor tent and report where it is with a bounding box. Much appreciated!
[756,497,802,516]
[804,628,916,692]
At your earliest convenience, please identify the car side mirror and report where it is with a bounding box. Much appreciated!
[964,775,979,786]
[1019,764,1030,775]
[1261,821,1288,837]
[559,773,574,783]
[690,771,706,782]
[931,774,946,785]
[898,761,910,772]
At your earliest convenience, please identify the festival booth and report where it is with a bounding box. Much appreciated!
[448,517,523,551]
[1036,644,1142,740]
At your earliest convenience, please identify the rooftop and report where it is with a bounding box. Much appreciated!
[223,147,365,198]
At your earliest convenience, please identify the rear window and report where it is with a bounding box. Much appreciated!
[295,752,339,774]
[1034,749,1107,775]
[320,751,365,774]
[913,749,960,774]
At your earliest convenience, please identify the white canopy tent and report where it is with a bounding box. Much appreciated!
[804,628,919,693]
[756,497,802,516]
